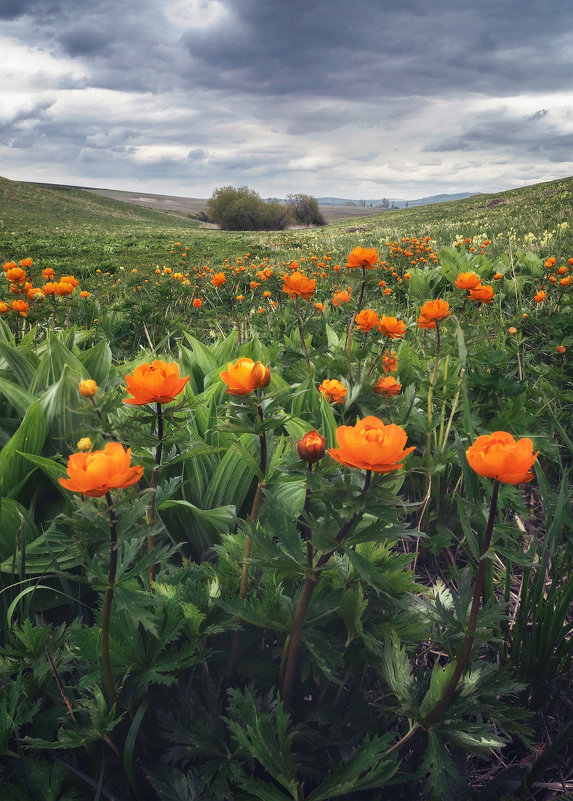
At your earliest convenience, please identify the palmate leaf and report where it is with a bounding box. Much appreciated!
[305,734,398,801]
[145,767,212,801]
[226,689,301,801]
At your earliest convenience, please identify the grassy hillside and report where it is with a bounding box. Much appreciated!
[1,174,572,277]
[0,176,201,233]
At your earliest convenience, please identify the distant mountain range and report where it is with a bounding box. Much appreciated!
[315,192,479,208]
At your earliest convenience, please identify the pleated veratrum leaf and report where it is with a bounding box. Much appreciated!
[0,376,36,416]
[0,520,82,575]
[0,339,39,388]
[158,498,236,558]
[40,363,86,453]
[30,332,86,394]
[0,400,48,497]
[203,433,258,510]
[0,496,40,562]
[0,317,14,343]
[77,339,113,385]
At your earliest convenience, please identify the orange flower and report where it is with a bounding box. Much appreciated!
[42,281,59,295]
[211,272,226,287]
[373,376,401,396]
[382,352,398,372]
[508,326,518,335]
[318,378,347,404]
[418,299,450,325]
[297,430,326,463]
[0,302,9,313]
[556,345,566,354]
[55,281,75,296]
[469,284,495,303]
[329,417,415,474]
[123,360,190,405]
[20,258,33,268]
[314,302,324,312]
[58,442,144,497]
[282,271,316,300]
[11,299,29,316]
[378,316,407,338]
[454,272,481,290]
[79,379,98,398]
[193,297,203,308]
[332,290,351,306]
[534,290,546,303]
[355,308,380,332]
[220,357,271,396]
[42,268,55,280]
[5,266,27,284]
[80,290,90,299]
[466,431,538,484]
[493,273,503,280]
[559,276,572,286]
[346,247,379,270]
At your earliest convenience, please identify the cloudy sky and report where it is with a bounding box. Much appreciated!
[2,0,573,200]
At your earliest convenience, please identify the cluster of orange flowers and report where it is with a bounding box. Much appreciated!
[532,256,573,304]
[1,259,86,318]
[454,272,495,304]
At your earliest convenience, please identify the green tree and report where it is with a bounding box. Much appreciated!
[206,186,292,231]
[286,193,326,226]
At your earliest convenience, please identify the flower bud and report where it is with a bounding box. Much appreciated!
[79,379,98,398]
[77,437,92,452]
[297,430,326,464]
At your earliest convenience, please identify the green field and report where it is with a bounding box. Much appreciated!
[0,173,572,801]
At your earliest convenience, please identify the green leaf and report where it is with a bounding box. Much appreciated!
[0,400,48,497]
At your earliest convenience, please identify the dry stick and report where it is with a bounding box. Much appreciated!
[382,480,501,760]
[146,402,164,587]
[227,403,267,676]
[102,493,119,709]
[282,471,372,706]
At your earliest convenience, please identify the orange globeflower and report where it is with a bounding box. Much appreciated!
[282,271,316,300]
[556,345,566,354]
[373,376,401,396]
[418,299,450,323]
[378,315,407,338]
[355,308,380,332]
[318,378,347,404]
[79,379,98,398]
[346,247,379,269]
[454,271,481,290]
[466,432,538,484]
[314,302,324,312]
[559,276,572,286]
[332,290,351,306]
[5,266,27,284]
[382,351,398,372]
[11,299,29,316]
[42,281,59,295]
[58,442,144,498]
[192,297,203,308]
[297,430,326,463]
[0,302,9,313]
[211,272,226,287]
[42,268,55,280]
[80,290,90,299]
[329,416,415,474]
[220,357,271,396]
[534,290,546,303]
[469,284,495,303]
[123,360,190,405]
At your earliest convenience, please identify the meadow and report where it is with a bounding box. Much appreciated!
[0,174,572,801]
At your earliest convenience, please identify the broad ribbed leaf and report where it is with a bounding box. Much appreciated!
[0,400,48,497]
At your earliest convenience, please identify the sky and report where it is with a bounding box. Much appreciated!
[2,0,573,201]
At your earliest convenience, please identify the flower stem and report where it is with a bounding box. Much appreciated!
[227,402,267,676]
[101,493,119,708]
[281,470,371,706]
[146,402,164,587]
[423,480,500,727]
[421,320,441,533]
[295,296,311,374]
[345,267,367,374]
